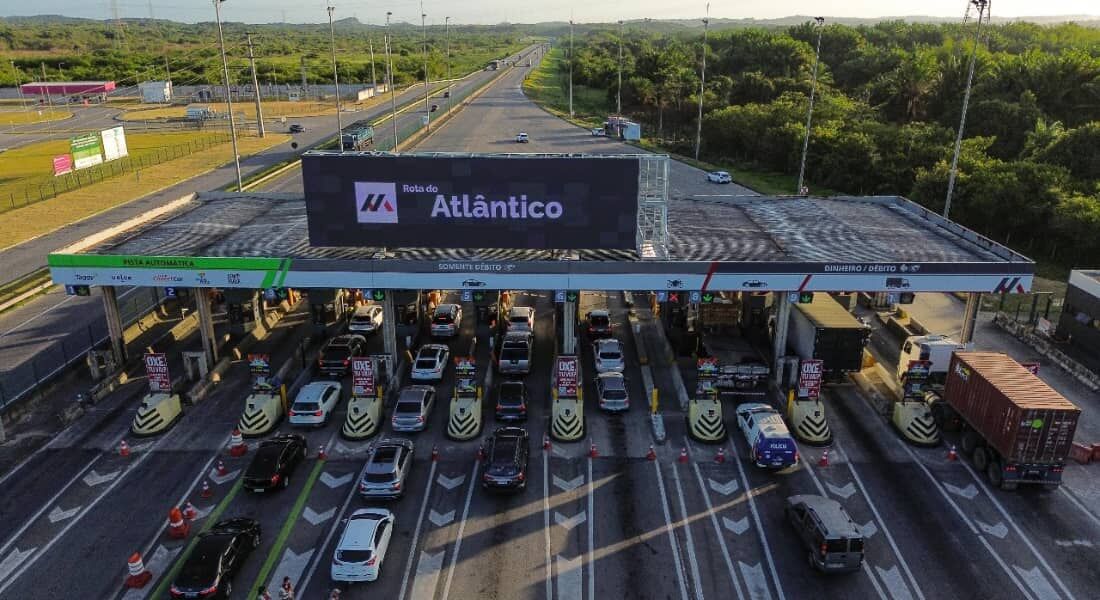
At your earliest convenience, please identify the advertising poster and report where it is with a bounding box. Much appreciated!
[351,357,375,397]
[798,358,824,399]
[554,355,579,397]
[144,353,171,392]
[53,154,73,176]
[247,353,271,375]
[70,133,104,170]
[100,126,129,162]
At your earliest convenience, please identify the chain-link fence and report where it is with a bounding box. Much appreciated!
[2,131,233,214]
[0,287,168,409]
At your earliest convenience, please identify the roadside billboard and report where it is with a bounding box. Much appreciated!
[100,126,129,162]
[144,352,171,392]
[52,154,73,176]
[554,355,579,398]
[351,356,375,397]
[302,153,640,250]
[247,353,271,375]
[70,133,104,170]
[798,358,824,399]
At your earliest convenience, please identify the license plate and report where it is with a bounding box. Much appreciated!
[253,488,265,493]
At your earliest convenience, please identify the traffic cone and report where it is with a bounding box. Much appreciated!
[167,506,190,539]
[228,428,247,457]
[715,447,726,464]
[646,445,656,461]
[431,445,439,461]
[947,445,958,461]
[477,445,485,461]
[543,435,551,451]
[678,447,689,463]
[216,460,227,477]
[200,480,212,498]
[182,502,197,521]
[123,552,152,588]
[589,441,598,459]
[819,450,830,467]
[318,445,327,460]
[119,440,131,458]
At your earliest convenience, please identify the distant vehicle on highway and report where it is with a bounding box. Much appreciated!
[288,381,342,427]
[515,132,529,143]
[431,103,439,112]
[591,128,606,136]
[785,495,865,573]
[411,344,450,381]
[592,338,625,374]
[707,171,732,184]
[289,123,304,133]
[495,380,528,422]
[506,306,535,332]
[331,508,395,582]
[595,371,630,412]
[243,434,307,492]
[169,518,261,599]
[585,309,613,338]
[430,304,462,338]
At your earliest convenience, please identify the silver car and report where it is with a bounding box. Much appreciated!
[595,371,630,412]
[498,331,533,375]
[349,305,383,333]
[359,439,414,499]
[391,386,436,432]
[593,338,625,374]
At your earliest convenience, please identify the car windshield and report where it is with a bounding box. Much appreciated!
[293,402,320,412]
[510,314,528,324]
[336,549,373,564]
[415,359,437,369]
[352,313,374,322]
[500,384,524,405]
[599,350,622,360]
[364,472,394,483]
[395,401,422,414]
[245,447,280,476]
[603,389,628,400]
[589,315,609,327]
[323,348,348,360]
[177,540,222,583]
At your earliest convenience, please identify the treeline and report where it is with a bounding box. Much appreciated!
[567,21,1100,267]
[0,18,525,90]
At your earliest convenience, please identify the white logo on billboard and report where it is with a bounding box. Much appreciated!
[354,182,398,224]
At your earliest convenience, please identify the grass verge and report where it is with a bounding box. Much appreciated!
[0,108,72,125]
[0,133,289,249]
[246,459,326,597]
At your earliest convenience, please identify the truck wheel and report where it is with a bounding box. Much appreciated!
[986,460,1003,488]
[930,404,945,429]
[961,431,980,455]
[972,447,989,471]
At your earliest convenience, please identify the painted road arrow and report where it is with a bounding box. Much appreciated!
[267,548,316,595]
[410,550,446,600]
[977,520,1008,539]
[0,548,35,583]
[47,504,81,524]
[722,516,750,535]
[1013,566,1059,600]
[943,482,978,500]
[302,506,336,526]
[436,474,466,490]
[556,554,583,600]
[82,469,119,487]
[859,521,878,539]
[429,509,456,527]
[554,510,587,532]
[189,504,213,521]
[128,441,154,454]
[738,561,773,600]
[209,468,239,486]
[708,478,740,496]
[551,445,571,458]
[875,565,915,600]
[121,545,181,600]
[319,471,353,489]
[553,474,584,492]
[826,482,856,499]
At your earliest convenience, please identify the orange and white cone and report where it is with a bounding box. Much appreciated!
[431,445,439,461]
[477,445,485,461]
[646,445,656,461]
[589,441,598,459]
[200,480,212,498]
[678,447,689,463]
[228,428,247,457]
[167,506,190,539]
[819,450,830,467]
[715,447,726,464]
[216,460,228,477]
[318,445,327,460]
[123,552,152,588]
[119,440,131,458]
[543,435,551,451]
[947,445,958,461]
[182,502,198,521]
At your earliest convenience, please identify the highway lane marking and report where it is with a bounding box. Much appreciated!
[721,439,786,600]
[410,550,447,600]
[553,473,584,491]
[690,462,746,600]
[439,458,480,600]
[396,459,439,600]
[587,454,595,600]
[0,454,100,559]
[542,446,552,600]
[319,471,354,488]
[1013,565,1061,600]
[670,460,705,600]
[708,477,739,496]
[46,504,80,524]
[429,509,456,527]
[120,545,180,600]
[436,473,465,490]
[956,459,1077,600]
[1058,487,1100,530]
[266,547,316,596]
[0,547,34,583]
[825,481,856,499]
[652,460,690,600]
[302,506,336,526]
[245,458,326,597]
[943,482,979,499]
[0,288,76,340]
[556,554,583,600]
[977,520,1009,539]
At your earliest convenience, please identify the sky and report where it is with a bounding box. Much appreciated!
[0,0,1095,26]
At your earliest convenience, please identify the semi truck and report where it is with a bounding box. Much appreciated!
[927,352,1080,490]
[788,293,871,378]
[341,126,374,151]
[895,334,967,384]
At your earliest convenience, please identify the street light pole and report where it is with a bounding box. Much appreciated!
[213,0,242,191]
[796,16,825,196]
[245,32,266,137]
[421,4,430,133]
[327,3,343,150]
[693,3,709,161]
[445,16,451,110]
[368,35,377,93]
[944,0,989,221]
[385,11,400,152]
[568,18,574,118]
[617,20,623,114]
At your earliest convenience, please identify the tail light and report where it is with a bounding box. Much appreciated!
[317,358,324,366]
[270,474,281,485]
[496,404,504,411]
[314,410,323,416]
[200,583,219,596]
[343,358,350,366]
[794,452,800,463]
[169,585,182,598]
[1053,466,1064,473]
[366,555,378,566]
[516,472,525,482]
[416,415,424,423]
[393,481,402,490]
[820,543,828,556]
[1005,465,1018,472]
[518,405,527,413]
[483,473,492,482]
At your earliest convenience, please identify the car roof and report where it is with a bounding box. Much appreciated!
[339,509,392,549]
[353,305,379,315]
[207,517,256,535]
[509,306,533,316]
[296,381,338,402]
[739,402,776,414]
[787,495,860,536]
[588,309,610,317]
[598,371,626,386]
[503,330,531,341]
[595,338,621,349]
[420,344,448,354]
[398,386,432,401]
[433,303,459,314]
[330,334,360,345]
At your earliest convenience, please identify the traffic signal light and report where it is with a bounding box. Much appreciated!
[898,292,915,305]
[700,292,715,304]
[371,290,385,301]
[798,292,814,304]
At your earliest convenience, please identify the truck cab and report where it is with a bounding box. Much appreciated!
[896,335,967,383]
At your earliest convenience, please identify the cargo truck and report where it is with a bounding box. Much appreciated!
[788,294,871,378]
[895,334,967,384]
[927,352,1080,490]
[341,126,374,151]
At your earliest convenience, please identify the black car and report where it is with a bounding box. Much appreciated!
[243,434,307,492]
[495,380,528,422]
[585,309,613,338]
[289,123,304,133]
[482,427,529,492]
[318,334,366,377]
[169,518,261,599]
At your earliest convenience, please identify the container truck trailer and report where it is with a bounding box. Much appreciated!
[787,294,871,378]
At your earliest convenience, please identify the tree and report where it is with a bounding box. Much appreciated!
[1036,122,1100,181]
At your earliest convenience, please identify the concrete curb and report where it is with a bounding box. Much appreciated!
[624,300,667,443]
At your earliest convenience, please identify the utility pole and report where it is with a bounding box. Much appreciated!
[300,56,308,92]
[796,17,825,196]
[445,16,452,109]
[327,3,343,147]
[568,17,574,118]
[421,3,431,133]
[214,0,243,191]
[385,11,400,152]
[944,0,989,221]
[368,36,378,92]
[617,19,623,114]
[246,33,266,137]
[163,54,172,84]
[694,3,709,161]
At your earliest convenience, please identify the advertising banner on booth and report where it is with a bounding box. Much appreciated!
[302,153,640,250]
[352,357,375,397]
[100,126,129,162]
[144,352,171,392]
[798,358,824,399]
[554,355,579,397]
[247,353,271,375]
[70,133,104,170]
[53,154,73,176]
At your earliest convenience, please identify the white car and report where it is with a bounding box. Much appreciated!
[515,132,529,143]
[706,171,732,184]
[507,306,535,332]
[595,371,630,412]
[331,508,394,582]
[349,305,383,333]
[288,381,342,427]
[593,338,626,374]
[411,344,450,381]
[591,128,606,136]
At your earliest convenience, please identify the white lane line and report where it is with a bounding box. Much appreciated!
[439,458,480,600]
[837,440,926,600]
[690,462,746,600]
[893,443,1035,600]
[670,461,705,600]
[725,441,786,600]
[1059,486,1100,529]
[587,454,595,600]
[543,449,552,600]
[395,459,439,600]
[653,460,690,600]
[0,454,101,559]
[299,453,375,595]
[0,292,76,339]
[956,459,1077,600]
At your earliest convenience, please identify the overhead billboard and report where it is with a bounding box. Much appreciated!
[100,126,129,162]
[70,133,104,170]
[302,153,640,250]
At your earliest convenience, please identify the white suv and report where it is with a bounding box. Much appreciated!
[288,381,342,427]
[411,344,450,381]
[593,338,625,374]
[331,508,394,582]
[507,306,535,332]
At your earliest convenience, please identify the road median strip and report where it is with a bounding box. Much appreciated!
[247,458,326,596]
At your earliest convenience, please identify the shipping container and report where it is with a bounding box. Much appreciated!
[941,352,1080,489]
[787,294,870,377]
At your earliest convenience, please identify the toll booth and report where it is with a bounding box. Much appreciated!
[309,288,348,334]
[688,358,726,442]
[447,357,482,440]
[224,288,260,336]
